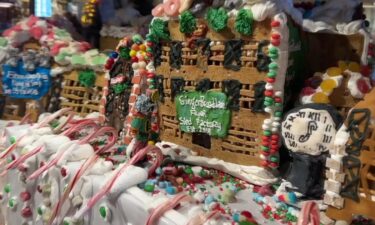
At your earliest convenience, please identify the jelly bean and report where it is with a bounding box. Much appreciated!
[327,67,342,77]
[166,186,176,195]
[348,62,361,72]
[357,78,371,94]
[312,92,329,103]
[320,79,337,93]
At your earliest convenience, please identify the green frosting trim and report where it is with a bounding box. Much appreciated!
[0,37,8,47]
[206,8,228,32]
[150,19,170,41]
[112,83,128,94]
[71,55,86,65]
[179,11,197,34]
[91,55,107,66]
[78,70,96,88]
[55,29,71,39]
[119,47,131,59]
[235,9,254,36]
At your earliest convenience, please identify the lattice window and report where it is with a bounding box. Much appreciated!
[209,42,225,66]
[161,43,171,63]
[220,126,259,156]
[240,83,254,109]
[181,43,198,66]
[241,41,258,68]
[60,71,105,117]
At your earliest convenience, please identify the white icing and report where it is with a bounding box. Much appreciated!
[347,70,372,99]
[156,141,277,185]
[249,1,278,21]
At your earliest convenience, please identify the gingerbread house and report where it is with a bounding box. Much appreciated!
[151,3,370,169]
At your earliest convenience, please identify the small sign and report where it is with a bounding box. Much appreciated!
[176,91,231,138]
[35,0,53,18]
[2,61,51,100]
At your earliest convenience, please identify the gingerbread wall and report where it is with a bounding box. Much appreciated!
[156,19,272,166]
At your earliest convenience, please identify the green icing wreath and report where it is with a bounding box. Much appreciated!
[235,9,254,36]
[206,8,229,32]
[112,83,128,94]
[150,19,170,41]
[78,70,96,88]
[179,11,197,34]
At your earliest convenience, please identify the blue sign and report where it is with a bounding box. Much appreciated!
[2,61,51,99]
[35,0,53,18]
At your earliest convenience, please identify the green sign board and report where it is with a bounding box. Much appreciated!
[175,91,231,138]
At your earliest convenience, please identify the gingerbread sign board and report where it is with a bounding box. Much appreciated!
[281,104,342,155]
[175,91,231,138]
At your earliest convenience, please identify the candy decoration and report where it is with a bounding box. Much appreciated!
[99,205,111,222]
[311,92,329,103]
[21,206,33,218]
[326,67,342,77]
[8,197,16,209]
[4,184,11,193]
[20,191,31,201]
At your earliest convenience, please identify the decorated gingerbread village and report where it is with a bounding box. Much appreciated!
[0,0,374,225]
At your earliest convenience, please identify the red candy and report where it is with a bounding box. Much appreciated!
[301,87,316,96]
[271,33,281,40]
[271,20,280,27]
[20,192,31,201]
[61,167,67,177]
[241,211,253,219]
[264,90,273,97]
[361,65,371,77]
[21,207,32,218]
[260,161,269,167]
[357,78,371,94]
[271,39,280,46]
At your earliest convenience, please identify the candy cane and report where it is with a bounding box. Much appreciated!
[26,120,99,181]
[297,201,320,225]
[186,210,220,225]
[146,193,192,225]
[72,145,163,220]
[47,127,119,225]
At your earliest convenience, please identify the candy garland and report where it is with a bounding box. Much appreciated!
[260,14,289,170]
[121,34,159,146]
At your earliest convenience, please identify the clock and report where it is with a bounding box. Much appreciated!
[281,104,342,155]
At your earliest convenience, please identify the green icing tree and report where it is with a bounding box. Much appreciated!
[206,8,228,32]
[150,19,170,41]
[179,11,197,34]
[235,9,254,36]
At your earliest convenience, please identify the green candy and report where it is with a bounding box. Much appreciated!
[8,198,15,208]
[263,130,271,136]
[261,146,270,151]
[4,184,11,193]
[275,102,283,107]
[270,156,279,162]
[63,220,70,225]
[37,207,43,215]
[268,62,278,70]
[268,47,278,54]
[269,52,279,60]
[275,111,282,117]
[99,206,107,218]
[264,101,272,107]
[9,136,16,144]
[184,167,193,174]
[267,71,277,78]
[144,184,155,192]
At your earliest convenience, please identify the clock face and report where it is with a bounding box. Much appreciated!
[281,106,339,155]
